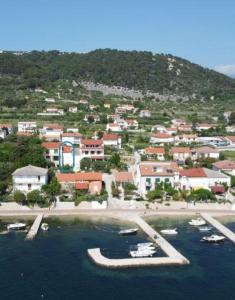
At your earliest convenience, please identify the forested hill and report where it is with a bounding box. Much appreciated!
[1,49,235,100]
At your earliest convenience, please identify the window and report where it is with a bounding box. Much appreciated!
[38,176,40,182]
[165,178,170,183]
[28,184,32,191]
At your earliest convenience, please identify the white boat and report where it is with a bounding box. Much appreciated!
[137,242,153,247]
[41,223,49,231]
[201,234,225,243]
[119,228,138,235]
[198,226,213,232]
[7,223,26,230]
[160,228,178,235]
[130,249,156,258]
[137,245,156,251]
[189,218,206,226]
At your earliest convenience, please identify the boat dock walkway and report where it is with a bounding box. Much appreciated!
[25,213,43,240]
[201,213,235,243]
[88,215,190,268]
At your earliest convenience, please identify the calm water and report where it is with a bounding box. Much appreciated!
[1,215,235,300]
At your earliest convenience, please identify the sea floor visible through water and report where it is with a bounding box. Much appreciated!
[0,215,235,300]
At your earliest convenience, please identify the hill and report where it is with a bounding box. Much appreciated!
[0,49,235,101]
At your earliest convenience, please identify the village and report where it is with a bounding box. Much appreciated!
[1,98,235,212]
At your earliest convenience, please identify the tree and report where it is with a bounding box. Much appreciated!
[80,158,92,170]
[27,190,44,205]
[42,177,61,199]
[14,190,26,203]
[109,153,121,167]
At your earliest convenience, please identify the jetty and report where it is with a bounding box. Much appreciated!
[88,215,189,268]
[201,213,235,243]
[25,213,43,240]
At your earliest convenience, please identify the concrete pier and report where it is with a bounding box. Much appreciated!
[201,213,235,243]
[88,215,190,268]
[25,213,43,240]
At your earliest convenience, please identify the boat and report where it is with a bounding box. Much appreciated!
[201,234,225,243]
[198,226,213,232]
[189,218,206,226]
[137,242,153,247]
[160,228,178,235]
[119,228,138,235]
[129,249,156,258]
[41,223,49,231]
[7,223,26,230]
[136,245,156,251]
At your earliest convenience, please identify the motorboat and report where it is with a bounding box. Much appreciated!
[160,228,178,235]
[189,218,206,226]
[7,223,26,230]
[129,249,156,258]
[136,245,156,251]
[41,223,49,231]
[137,242,153,247]
[198,226,213,232]
[201,234,225,243]
[119,228,138,235]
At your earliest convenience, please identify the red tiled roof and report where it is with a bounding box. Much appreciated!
[115,172,134,183]
[42,142,60,149]
[43,123,64,130]
[180,168,206,177]
[57,172,103,182]
[171,147,191,153]
[151,133,172,139]
[213,160,235,170]
[103,133,119,140]
[140,162,179,176]
[62,132,82,137]
[145,147,165,155]
[75,182,89,190]
[82,139,103,146]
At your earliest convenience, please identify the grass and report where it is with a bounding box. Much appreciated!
[222,151,235,161]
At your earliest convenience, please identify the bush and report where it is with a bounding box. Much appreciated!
[14,190,26,203]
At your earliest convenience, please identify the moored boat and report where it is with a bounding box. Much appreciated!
[41,223,49,231]
[198,226,213,232]
[201,234,225,243]
[129,249,156,258]
[119,228,138,235]
[137,242,153,247]
[160,228,178,235]
[7,223,26,231]
[189,218,206,226]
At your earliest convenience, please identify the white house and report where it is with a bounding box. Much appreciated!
[171,147,191,162]
[68,106,78,113]
[12,165,48,193]
[106,123,121,132]
[103,133,122,149]
[18,121,37,133]
[136,161,179,196]
[191,146,220,160]
[62,132,82,145]
[40,124,64,141]
[212,160,235,176]
[179,168,231,190]
[144,147,165,160]
[139,110,151,118]
[174,134,199,144]
[150,133,174,144]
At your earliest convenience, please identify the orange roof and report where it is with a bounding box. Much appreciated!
[42,142,60,149]
[140,162,179,176]
[115,172,134,183]
[75,182,89,190]
[171,147,191,153]
[62,132,82,137]
[62,145,72,153]
[43,123,64,130]
[213,160,235,170]
[103,133,119,140]
[0,123,12,128]
[57,172,103,182]
[151,133,172,139]
[180,168,206,177]
[145,147,165,155]
[82,139,103,146]
[226,136,235,142]
[89,181,102,195]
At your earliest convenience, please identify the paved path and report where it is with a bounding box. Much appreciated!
[201,213,235,243]
[25,213,43,240]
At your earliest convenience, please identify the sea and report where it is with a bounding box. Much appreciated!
[0,215,235,300]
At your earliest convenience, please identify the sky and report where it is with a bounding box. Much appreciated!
[0,0,235,76]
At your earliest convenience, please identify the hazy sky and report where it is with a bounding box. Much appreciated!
[1,0,235,75]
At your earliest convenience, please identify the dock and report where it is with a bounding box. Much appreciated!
[88,215,189,268]
[201,213,235,243]
[25,213,43,240]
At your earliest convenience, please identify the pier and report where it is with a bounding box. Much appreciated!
[25,213,43,240]
[88,215,189,268]
[201,213,235,243]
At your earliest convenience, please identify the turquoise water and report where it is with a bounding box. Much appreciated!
[1,215,235,300]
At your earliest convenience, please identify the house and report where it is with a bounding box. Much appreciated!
[175,134,198,144]
[103,133,122,149]
[171,147,191,162]
[42,142,60,167]
[56,172,103,194]
[179,168,231,190]
[115,172,134,185]
[151,125,166,133]
[45,98,55,103]
[84,114,100,123]
[195,123,217,131]
[177,124,192,132]
[38,107,64,116]
[212,160,235,176]
[0,123,13,138]
[144,147,165,160]
[79,99,88,105]
[150,133,174,144]
[106,123,121,132]
[12,165,48,193]
[191,146,220,160]
[62,132,82,145]
[198,136,228,147]
[107,114,121,123]
[139,110,151,118]
[18,121,37,133]
[115,104,135,114]
[40,124,64,141]
[68,107,77,113]
[125,119,139,130]
[80,139,104,160]
[89,104,98,111]
[104,103,111,109]
[165,127,177,135]
[136,161,179,196]
[172,119,187,126]
[225,126,235,133]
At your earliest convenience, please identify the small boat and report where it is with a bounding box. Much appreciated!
[137,242,153,247]
[189,218,206,226]
[201,234,225,243]
[160,228,178,235]
[119,228,138,235]
[41,223,49,231]
[130,249,156,258]
[7,223,26,231]
[136,245,156,251]
[198,226,213,232]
